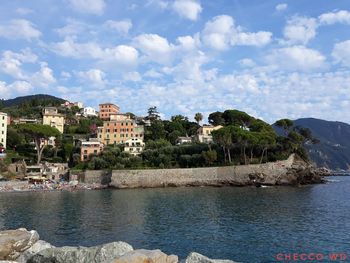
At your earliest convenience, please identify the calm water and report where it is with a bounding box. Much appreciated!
[0,177,349,262]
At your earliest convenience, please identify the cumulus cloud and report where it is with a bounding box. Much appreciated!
[283,16,318,45]
[0,49,38,79]
[133,34,174,64]
[202,15,272,50]
[104,20,133,34]
[68,0,106,15]
[332,40,350,67]
[76,69,106,85]
[172,0,202,21]
[319,10,350,25]
[0,19,41,40]
[49,38,138,66]
[276,3,288,12]
[30,63,56,88]
[266,46,327,71]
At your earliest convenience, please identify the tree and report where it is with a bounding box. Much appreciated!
[223,110,252,128]
[202,150,217,165]
[146,106,160,121]
[194,113,203,124]
[17,124,61,164]
[208,111,225,126]
[6,127,25,149]
[275,119,294,135]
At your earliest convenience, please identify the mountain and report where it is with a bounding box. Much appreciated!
[0,94,65,108]
[275,118,350,171]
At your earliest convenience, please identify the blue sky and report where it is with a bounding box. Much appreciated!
[0,0,350,123]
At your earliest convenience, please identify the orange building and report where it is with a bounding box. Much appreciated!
[98,114,144,145]
[98,103,120,120]
[80,140,104,161]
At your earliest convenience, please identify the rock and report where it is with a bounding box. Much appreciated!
[28,241,133,263]
[184,252,239,263]
[17,240,54,263]
[111,249,178,263]
[0,228,39,260]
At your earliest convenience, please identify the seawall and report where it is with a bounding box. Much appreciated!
[75,154,325,188]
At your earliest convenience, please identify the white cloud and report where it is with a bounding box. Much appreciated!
[68,0,106,15]
[76,69,106,85]
[104,45,139,66]
[0,49,38,79]
[319,10,350,25]
[8,81,32,93]
[123,71,142,82]
[54,19,88,37]
[266,46,327,71]
[0,19,41,40]
[172,0,202,21]
[283,16,318,45]
[332,40,350,67]
[16,8,34,15]
[239,58,256,67]
[30,63,56,88]
[202,15,272,50]
[276,3,288,12]
[133,34,174,64]
[104,20,133,34]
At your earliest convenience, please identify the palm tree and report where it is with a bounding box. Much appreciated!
[194,112,203,124]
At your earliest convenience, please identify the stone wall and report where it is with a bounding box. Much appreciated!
[107,155,296,188]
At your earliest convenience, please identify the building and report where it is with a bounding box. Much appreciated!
[80,139,104,161]
[81,107,97,117]
[0,112,8,148]
[42,107,65,133]
[124,138,145,155]
[99,103,120,120]
[97,113,144,145]
[176,136,192,145]
[194,125,223,144]
[12,118,40,125]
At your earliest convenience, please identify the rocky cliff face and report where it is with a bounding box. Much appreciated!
[0,228,239,263]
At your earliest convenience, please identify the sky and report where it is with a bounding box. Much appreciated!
[0,0,350,124]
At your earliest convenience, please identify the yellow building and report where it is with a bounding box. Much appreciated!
[42,107,65,133]
[195,125,223,144]
[0,112,7,148]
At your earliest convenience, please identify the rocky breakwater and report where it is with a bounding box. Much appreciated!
[0,228,239,263]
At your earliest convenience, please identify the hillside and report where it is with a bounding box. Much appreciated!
[0,94,65,108]
[0,94,66,119]
[275,118,350,171]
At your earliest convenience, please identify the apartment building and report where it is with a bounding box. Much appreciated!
[124,138,145,156]
[98,103,120,120]
[97,114,144,145]
[0,112,8,148]
[80,139,104,161]
[42,107,65,133]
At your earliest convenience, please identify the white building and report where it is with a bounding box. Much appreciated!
[124,138,145,156]
[81,107,97,117]
[0,112,8,148]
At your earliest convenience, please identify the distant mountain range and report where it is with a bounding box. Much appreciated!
[275,118,350,171]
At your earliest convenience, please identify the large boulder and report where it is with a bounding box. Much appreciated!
[111,249,178,263]
[184,252,239,263]
[17,240,54,263]
[28,241,133,263]
[0,228,39,260]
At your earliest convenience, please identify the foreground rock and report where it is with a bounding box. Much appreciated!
[0,228,39,260]
[0,229,238,263]
[184,252,239,263]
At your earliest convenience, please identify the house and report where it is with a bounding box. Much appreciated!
[98,103,120,120]
[12,118,40,125]
[0,112,8,148]
[81,107,97,117]
[176,136,192,145]
[194,125,223,144]
[80,139,104,161]
[124,138,145,156]
[97,114,144,145]
[42,107,65,133]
